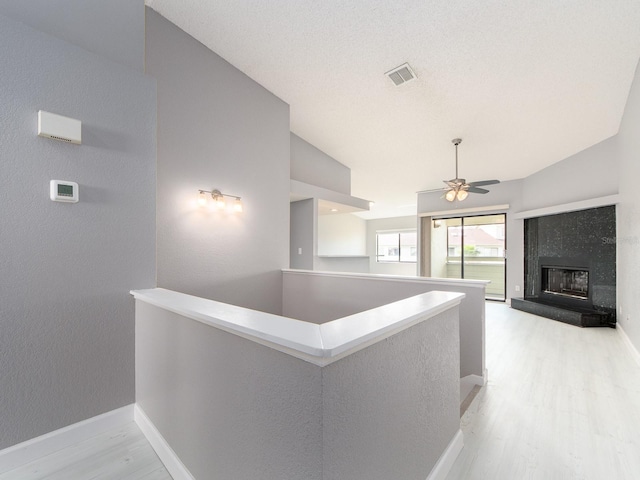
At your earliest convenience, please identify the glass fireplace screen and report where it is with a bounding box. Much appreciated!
[542,267,589,299]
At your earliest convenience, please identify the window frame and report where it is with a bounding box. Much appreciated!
[375,229,417,264]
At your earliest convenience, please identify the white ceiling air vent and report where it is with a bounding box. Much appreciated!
[385,63,416,86]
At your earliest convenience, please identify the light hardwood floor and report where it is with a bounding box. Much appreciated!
[0,422,172,480]
[446,302,640,480]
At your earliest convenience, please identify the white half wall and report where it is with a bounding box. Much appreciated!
[282,270,487,379]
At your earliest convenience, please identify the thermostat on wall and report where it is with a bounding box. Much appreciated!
[50,180,79,203]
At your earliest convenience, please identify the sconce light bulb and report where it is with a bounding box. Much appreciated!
[234,198,243,213]
[198,190,207,206]
[210,190,226,209]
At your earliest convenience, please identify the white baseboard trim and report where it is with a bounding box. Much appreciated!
[618,323,640,368]
[460,372,486,404]
[0,404,133,474]
[462,369,488,387]
[425,429,464,480]
[134,404,195,480]
[467,373,486,387]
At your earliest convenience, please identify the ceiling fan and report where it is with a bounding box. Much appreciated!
[418,138,500,202]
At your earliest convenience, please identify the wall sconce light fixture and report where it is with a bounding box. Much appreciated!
[198,189,243,213]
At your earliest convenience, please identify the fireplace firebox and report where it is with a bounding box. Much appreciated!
[537,258,592,309]
[541,266,589,300]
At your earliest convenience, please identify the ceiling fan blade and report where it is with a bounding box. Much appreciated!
[468,179,500,187]
[467,187,490,194]
[416,187,448,194]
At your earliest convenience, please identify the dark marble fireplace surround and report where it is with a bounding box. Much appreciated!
[513,206,616,327]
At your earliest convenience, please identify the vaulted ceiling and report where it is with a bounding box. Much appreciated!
[146,0,640,218]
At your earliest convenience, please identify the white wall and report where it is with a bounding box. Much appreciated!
[431,220,449,277]
[290,199,316,269]
[147,9,290,315]
[617,58,640,354]
[318,213,366,255]
[291,133,351,194]
[367,216,418,276]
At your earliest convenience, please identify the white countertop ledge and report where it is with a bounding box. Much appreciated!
[131,288,465,366]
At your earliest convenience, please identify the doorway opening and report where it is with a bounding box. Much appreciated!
[425,213,506,301]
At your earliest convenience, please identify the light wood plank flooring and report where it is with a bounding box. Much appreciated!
[0,422,172,480]
[446,302,640,480]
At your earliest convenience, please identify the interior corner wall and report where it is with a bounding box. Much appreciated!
[367,216,418,276]
[0,0,144,71]
[290,133,351,194]
[146,9,290,315]
[0,13,156,450]
[617,57,640,353]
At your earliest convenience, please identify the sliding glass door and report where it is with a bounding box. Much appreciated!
[429,214,506,300]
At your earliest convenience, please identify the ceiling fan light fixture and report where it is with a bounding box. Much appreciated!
[445,189,457,202]
[417,137,500,200]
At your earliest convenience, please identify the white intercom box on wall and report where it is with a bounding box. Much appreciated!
[38,110,82,145]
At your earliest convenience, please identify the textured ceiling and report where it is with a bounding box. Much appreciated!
[146,0,640,219]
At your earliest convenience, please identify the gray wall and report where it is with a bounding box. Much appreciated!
[0,0,144,71]
[146,9,290,315]
[322,307,460,480]
[136,302,323,479]
[282,272,486,379]
[291,133,351,194]
[136,299,460,480]
[290,199,316,269]
[367,216,418,276]
[314,256,370,273]
[521,137,618,210]
[0,12,156,449]
[617,58,640,353]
